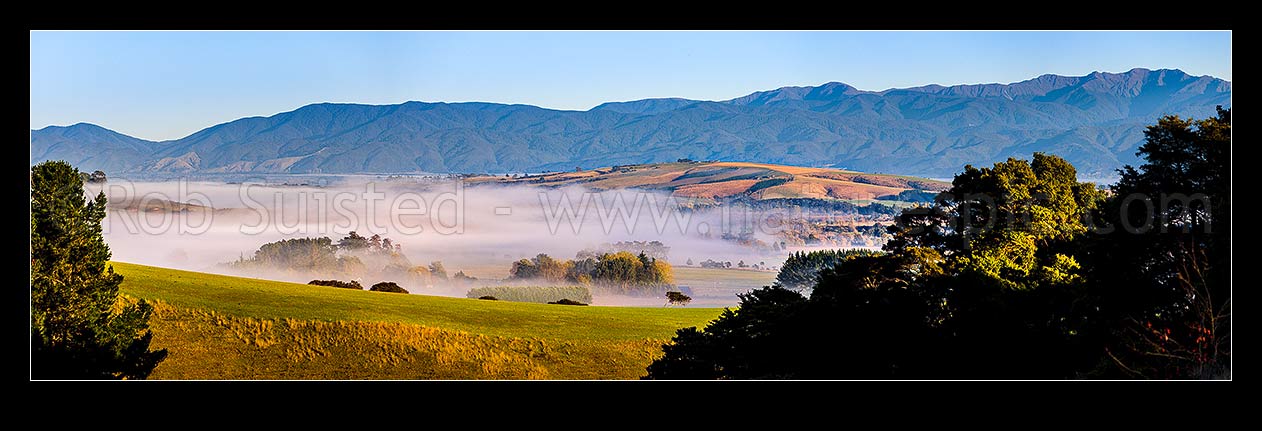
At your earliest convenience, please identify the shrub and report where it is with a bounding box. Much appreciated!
[466,286,593,304]
[548,299,588,306]
[308,279,363,290]
[666,291,692,306]
[477,296,498,301]
[369,282,409,294]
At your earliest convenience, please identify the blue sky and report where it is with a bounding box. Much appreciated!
[30,31,1231,141]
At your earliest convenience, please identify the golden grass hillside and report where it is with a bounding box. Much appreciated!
[114,262,722,379]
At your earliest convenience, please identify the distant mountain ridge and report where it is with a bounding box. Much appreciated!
[30,68,1230,178]
[30,123,158,174]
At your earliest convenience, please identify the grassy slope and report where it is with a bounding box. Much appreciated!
[114,262,722,379]
[674,266,777,296]
[439,263,778,294]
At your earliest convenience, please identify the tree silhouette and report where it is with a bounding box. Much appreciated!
[1091,107,1231,378]
[647,139,1228,378]
[666,291,692,307]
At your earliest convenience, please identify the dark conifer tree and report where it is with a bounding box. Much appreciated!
[31,161,167,379]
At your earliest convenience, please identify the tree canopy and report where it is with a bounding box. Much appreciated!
[646,108,1231,379]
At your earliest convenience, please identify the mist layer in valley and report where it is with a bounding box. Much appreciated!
[90,178,851,306]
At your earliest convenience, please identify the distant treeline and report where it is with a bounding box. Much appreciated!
[78,170,107,183]
[687,258,771,271]
[876,189,938,203]
[576,241,670,261]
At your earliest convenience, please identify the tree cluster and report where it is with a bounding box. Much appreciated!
[230,232,457,290]
[647,109,1230,379]
[78,170,107,183]
[336,231,401,255]
[507,251,674,295]
[775,249,883,291]
[576,240,670,261]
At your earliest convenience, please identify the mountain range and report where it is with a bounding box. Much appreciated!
[30,68,1230,179]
